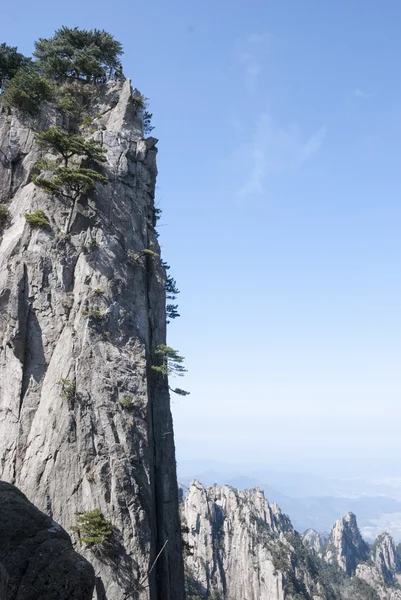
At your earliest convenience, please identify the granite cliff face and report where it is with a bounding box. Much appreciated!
[182,481,329,600]
[0,79,184,600]
[323,516,401,600]
[303,529,326,553]
[324,512,369,575]
[183,482,401,600]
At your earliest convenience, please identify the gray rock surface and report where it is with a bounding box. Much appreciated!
[356,533,401,600]
[324,512,369,574]
[182,481,325,600]
[0,480,94,600]
[373,533,401,580]
[303,528,326,552]
[182,482,401,600]
[324,513,401,600]
[0,79,184,600]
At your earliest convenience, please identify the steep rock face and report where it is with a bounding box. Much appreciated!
[0,481,94,600]
[323,514,401,600]
[303,529,326,553]
[182,483,401,600]
[373,534,401,581]
[324,512,369,574]
[356,533,401,600]
[0,80,184,600]
[182,481,329,600]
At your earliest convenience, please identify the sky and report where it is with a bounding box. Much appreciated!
[3,1,401,473]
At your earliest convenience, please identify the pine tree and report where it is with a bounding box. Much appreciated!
[71,509,112,548]
[34,27,123,82]
[0,43,31,90]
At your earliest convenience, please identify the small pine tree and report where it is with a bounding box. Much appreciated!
[37,126,106,167]
[24,210,50,229]
[166,303,180,322]
[37,126,107,166]
[0,204,10,229]
[71,509,112,548]
[151,344,187,377]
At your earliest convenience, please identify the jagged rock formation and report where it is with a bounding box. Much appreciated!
[303,529,326,553]
[355,533,401,600]
[0,481,94,600]
[182,481,332,600]
[324,512,369,575]
[373,533,401,580]
[182,482,401,600]
[0,79,184,600]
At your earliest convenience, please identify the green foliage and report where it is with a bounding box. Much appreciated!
[71,509,112,548]
[1,66,54,114]
[151,344,187,377]
[93,288,104,295]
[34,26,123,82]
[118,395,134,408]
[82,308,105,321]
[212,521,225,551]
[185,568,205,600]
[0,204,10,230]
[132,94,145,110]
[348,577,380,600]
[37,126,106,166]
[170,387,190,396]
[0,43,31,89]
[81,114,93,128]
[58,378,75,402]
[152,206,162,225]
[143,110,154,135]
[57,90,79,117]
[24,209,50,229]
[132,94,154,134]
[34,166,107,200]
[166,303,180,322]
[166,274,179,300]
[128,248,159,263]
[165,272,180,323]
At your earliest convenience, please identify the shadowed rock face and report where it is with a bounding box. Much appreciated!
[0,79,184,600]
[0,564,7,600]
[0,481,94,600]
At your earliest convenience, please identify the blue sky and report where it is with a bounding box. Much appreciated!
[3,1,401,470]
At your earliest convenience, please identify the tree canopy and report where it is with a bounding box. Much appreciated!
[33,27,123,82]
[0,43,31,90]
[1,66,54,114]
[37,126,107,166]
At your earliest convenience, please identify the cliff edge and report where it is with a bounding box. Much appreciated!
[0,78,184,600]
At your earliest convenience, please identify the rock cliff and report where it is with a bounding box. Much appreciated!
[182,482,401,600]
[0,79,184,600]
[0,480,95,600]
[182,481,330,600]
[303,529,326,553]
[355,533,401,600]
[323,512,369,575]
